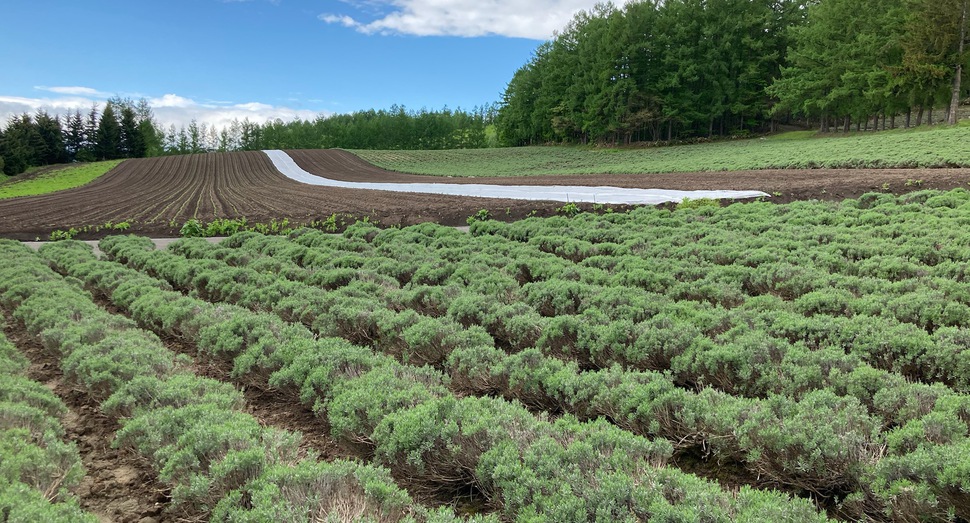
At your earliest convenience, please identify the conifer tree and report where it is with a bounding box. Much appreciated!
[95,103,122,160]
[64,109,85,161]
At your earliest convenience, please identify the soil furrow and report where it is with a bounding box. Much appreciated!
[78,283,473,512]
[90,290,352,462]
[1,310,176,523]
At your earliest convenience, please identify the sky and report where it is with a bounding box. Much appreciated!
[0,0,612,130]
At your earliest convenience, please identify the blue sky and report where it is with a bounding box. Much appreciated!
[0,0,609,129]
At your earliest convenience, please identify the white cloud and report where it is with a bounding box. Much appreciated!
[147,95,320,129]
[0,88,323,131]
[320,0,627,40]
[149,94,197,109]
[34,85,112,97]
[321,14,360,28]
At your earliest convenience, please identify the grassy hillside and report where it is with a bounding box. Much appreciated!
[352,123,970,177]
[0,160,123,199]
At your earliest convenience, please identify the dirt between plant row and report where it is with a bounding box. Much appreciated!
[91,287,482,512]
[0,149,968,240]
[1,291,361,522]
[2,311,172,523]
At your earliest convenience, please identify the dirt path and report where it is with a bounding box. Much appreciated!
[2,312,173,523]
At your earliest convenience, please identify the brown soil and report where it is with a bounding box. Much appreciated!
[287,148,970,202]
[2,312,174,523]
[0,150,968,240]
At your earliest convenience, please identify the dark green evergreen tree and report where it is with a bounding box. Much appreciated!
[34,110,67,164]
[64,109,85,161]
[0,115,35,175]
[133,98,163,157]
[77,104,100,162]
[902,0,969,125]
[95,103,122,160]
[119,104,146,158]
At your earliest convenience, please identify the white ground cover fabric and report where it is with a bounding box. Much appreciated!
[263,150,770,205]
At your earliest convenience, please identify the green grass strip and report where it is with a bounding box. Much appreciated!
[352,122,970,177]
[0,160,123,199]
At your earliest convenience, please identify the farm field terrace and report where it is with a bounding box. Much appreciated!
[352,122,970,177]
[6,148,970,240]
[5,188,970,521]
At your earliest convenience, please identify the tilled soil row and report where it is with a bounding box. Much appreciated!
[1,311,173,523]
[0,151,555,240]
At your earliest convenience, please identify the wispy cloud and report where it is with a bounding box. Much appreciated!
[0,87,324,130]
[34,85,112,97]
[320,0,626,40]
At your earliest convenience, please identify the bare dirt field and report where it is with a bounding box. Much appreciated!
[0,149,968,240]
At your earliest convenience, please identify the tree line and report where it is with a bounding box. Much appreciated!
[496,0,969,146]
[160,105,496,155]
[0,98,164,176]
[771,0,967,132]
[0,104,495,176]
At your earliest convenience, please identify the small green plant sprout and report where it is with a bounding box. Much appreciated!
[113,221,131,231]
[49,228,79,241]
[318,213,339,232]
[677,197,720,210]
[557,202,582,217]
[772,191,783,197]
[882,182,891,191]
[466,209,492,225]
[904,179,923,187]
[180,218,204,238]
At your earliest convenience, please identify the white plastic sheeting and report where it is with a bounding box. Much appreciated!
[262,149,770,205]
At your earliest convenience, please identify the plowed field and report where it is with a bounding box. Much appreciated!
[0,151,556,239]
[1,149,969,239]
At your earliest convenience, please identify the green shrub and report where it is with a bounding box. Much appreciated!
[60,331,179,401]
[210,460,414,522]
[115,404,300,508]
[0,405,86,499]
[327,363,449,447]
[0,481,97,523]
[102,374,245,419]
[735,390,882,495]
